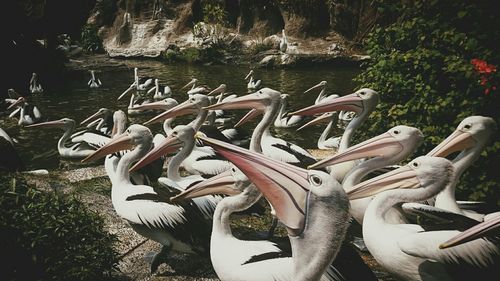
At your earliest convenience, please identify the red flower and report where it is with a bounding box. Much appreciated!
[484,88,491,95]
[471,58,497,74]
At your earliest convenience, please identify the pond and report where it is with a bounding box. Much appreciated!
[1,59,360,171]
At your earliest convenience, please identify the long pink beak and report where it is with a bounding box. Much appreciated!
[297,113,334,131]
[309,132,403,169]
[144,100,197,125]
[234,109,263,127]
[304,81,326,93]
[132,99,178,111]
[289,93,364,116]
[129,134,183,172]
[439,214,500,249]
[81,110,104,125]
[81,133,134,163]
[197,135,310,236]
[26,119,64,129]
[203,92,267,111]
[171,170,240,202]
[7,97,25,110]
[427,130,476,157]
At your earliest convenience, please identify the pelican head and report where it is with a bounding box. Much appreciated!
[7,97,27,110]
[144,94,208,125]
[207,84,227,96]
[26,118,75,130]
[80,108,112,125]
[290,88,379,116]
[310,125,424,169]
[347,156,453,200]
[130,125,193,171]
[427,116,497,158]
[204,88,280,112]
[82,124,152,163]
[192,135,346,237]
[133,97,178,112]
[304,81,327,93]
[181,78,198,90]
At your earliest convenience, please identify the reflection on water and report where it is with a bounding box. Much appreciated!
[1,60,360,170]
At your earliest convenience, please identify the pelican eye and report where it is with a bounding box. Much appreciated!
[412,162,419,168]
[309,174,322,186]
[231,167,236,172]
[393,130,400,135]
[359,91,365,95]
[126,129,131,134]
[463,123,472,130]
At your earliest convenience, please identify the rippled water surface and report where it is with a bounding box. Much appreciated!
[2,60,360,170]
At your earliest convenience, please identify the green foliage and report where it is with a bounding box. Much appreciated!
[0,175,118,280]
[80,24,103,53]
[355,0,500,204]
[202,2,227,25]
[181,47,202,63]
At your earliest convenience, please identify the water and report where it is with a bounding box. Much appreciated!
[1,59,360,170]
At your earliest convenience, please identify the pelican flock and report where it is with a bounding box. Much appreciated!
[3,63,498,281]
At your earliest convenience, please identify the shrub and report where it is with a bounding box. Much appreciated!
[0,175,118,280]
[355,0,499,204]
[80,24,104,53]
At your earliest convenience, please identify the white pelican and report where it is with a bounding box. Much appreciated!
[291,88,379,181]
[81,125,215,273]
[425,115,497,220]
[88,70,102,88]
[206,88,317,168]
[279,29,288,53]
[118,68,154,115]
[78,107,114,136]
[348,156,499,281]
[147,78,172,100]
[29,72,43,94]
[273,94,303,128]
[304,81,333,105]
[0,127,25,172]
[26,118,101,158]
[245,70,262,91]
[7,97,42,125]
[173,135,359,281]
[310,125,424,224]
[297,112,342,150]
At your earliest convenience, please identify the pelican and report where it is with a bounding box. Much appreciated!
[291,88,379,181]
[279,29,288,53]
[273,94,303,128]
[130,98,179,138]
[173,135,359,281]
[304,81,341,105]
[206,88,317,168]
[297,113,342,150]
[88,70,102,88]
[26,118,101,158]
[181,78,211,95]
[348,156,499,281]
[425,116,497,220]
[78,108,114,136]
[245,70,262,91]
[29,72,43,94]
[440,213,500,249]
[309,125,424,224]
[118,68,155,115]
[0,127,25,172]
[81,125,215,273]
[7,97,42,125]
[147,78,172,100]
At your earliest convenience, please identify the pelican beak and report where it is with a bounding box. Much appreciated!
[118,84,135,100]
[309,132,402,169]
[144,100,198,125]
[81,133,134,163]
[129,134,183,172]
[7,98,25,110]
[203,92,268,111]
[181,78,196,90]
[198,136,310,236]
[234,109,263,127]
[439,215,500,249]
[26,120,64,128]
[171,170,239,202]
[427,130,476,157]
[347,165,420,200]
[297,113,333,131]
[289,92,364,116]
[133,100,173,111]
[304,81,325,93]
[207,84,225,96]
[244,70,253,80]
[80,110,104,125]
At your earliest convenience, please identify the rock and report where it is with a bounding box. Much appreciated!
[259,55,278,67]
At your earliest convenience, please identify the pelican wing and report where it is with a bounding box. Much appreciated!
[269,141,317,168]
[402,203,481,231]
[398,230,500,269]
